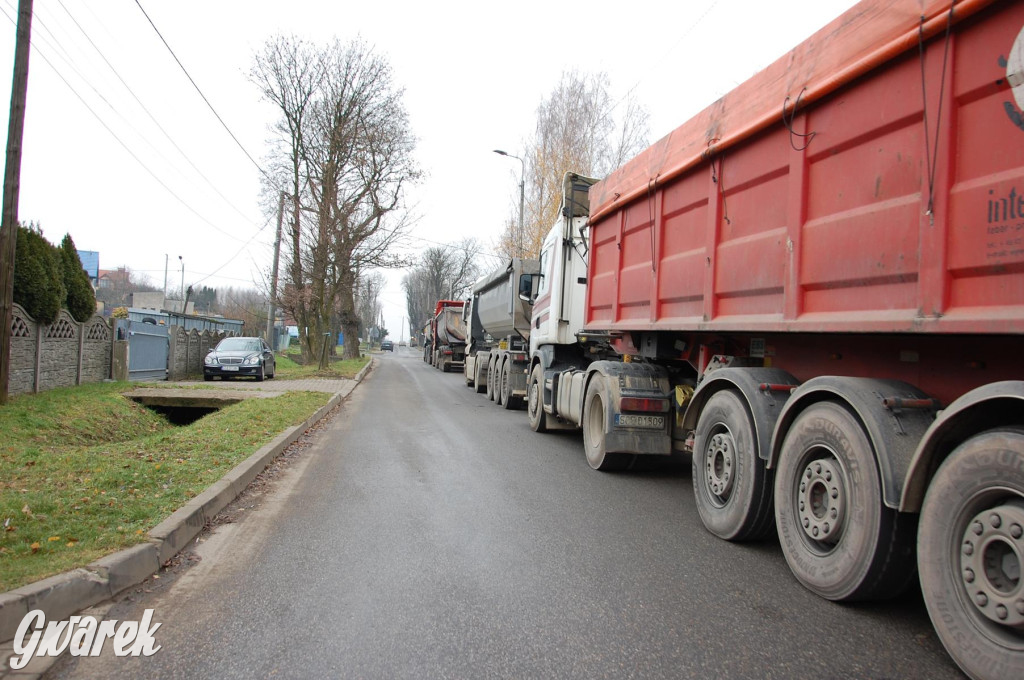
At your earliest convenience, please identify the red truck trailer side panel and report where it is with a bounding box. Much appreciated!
[586,0,1023,335]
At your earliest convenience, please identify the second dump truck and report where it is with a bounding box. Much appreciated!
[463,258,538,408]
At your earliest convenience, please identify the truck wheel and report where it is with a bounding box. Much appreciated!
[774,401,915,601]
[495,360,506,406]
[582,374,631,472]
[474,361,486,394]
[528,364,549,433]
[917,429,1024,680]
[501,361,517,410]
[693,390,774,541]
[486,356,496,401]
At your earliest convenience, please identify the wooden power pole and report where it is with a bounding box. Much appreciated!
[0,0,34,405]
[265,191,285,345]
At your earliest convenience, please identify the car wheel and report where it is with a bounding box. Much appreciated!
[255,363,265,382]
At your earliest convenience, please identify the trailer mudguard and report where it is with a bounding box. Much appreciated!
[900,381,1024,513]
[682,368,800,461]
[768,377,937,510]
[587,360,672,455]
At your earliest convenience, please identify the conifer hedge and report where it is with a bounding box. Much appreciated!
[13,223,96,324]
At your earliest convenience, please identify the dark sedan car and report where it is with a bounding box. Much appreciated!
[204,337,276,381]
[380,340,394,352]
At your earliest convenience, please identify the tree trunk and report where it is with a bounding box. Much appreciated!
[337,279,361,360]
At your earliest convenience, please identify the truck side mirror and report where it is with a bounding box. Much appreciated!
[518,274,536,304]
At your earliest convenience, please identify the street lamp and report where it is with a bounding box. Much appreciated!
[493,149,525,257]
[178,256,184,308]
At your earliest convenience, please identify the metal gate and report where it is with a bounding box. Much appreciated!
[120,320,169,381]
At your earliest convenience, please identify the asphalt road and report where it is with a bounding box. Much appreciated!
[50,346,964,679]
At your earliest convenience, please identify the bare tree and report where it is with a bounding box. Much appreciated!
[252,36,419,367]
[217,286,268,335]
[355,271,386,343]
[403,237,482,332]
[251,36,322,358]
[497,70,650,258]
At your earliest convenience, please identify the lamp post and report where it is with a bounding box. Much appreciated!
[178,255,184,310]
[493,149,525,257]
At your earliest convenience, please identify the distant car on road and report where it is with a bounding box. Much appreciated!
[204,336,275,381]
[380,340,394,352]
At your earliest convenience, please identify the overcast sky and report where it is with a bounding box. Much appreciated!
[0,0,858,341]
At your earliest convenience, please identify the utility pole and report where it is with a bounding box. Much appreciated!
[0,0,34,405]
[265,191,285,345]
[163,254,168,302]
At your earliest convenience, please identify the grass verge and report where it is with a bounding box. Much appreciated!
[273,351,368,380]
[0,382,330,592]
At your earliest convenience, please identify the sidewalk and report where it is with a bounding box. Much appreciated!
[0,360,373,677]
[163,377,357,394]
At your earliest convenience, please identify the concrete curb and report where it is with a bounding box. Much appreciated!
[0,358,373,644]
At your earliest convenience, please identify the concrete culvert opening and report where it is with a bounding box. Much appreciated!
[124,388,276,426]
[147,405,221,426]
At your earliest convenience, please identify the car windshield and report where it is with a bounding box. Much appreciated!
[217,338,261,352]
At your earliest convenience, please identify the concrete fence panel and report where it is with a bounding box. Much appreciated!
[7,304,114,397]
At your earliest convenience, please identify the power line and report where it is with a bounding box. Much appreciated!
[55,0,263,231]
[133,0,270,183]
[192,218,272,286]
[0,4,251,243]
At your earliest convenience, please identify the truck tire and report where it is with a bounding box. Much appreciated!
[528,364,549,433]
[474,361,486,394]
[917,429,1024,680]
[486,356,496,401]
[495,359,506,406]
[693,390,774,541]
[501,360,518,410]
[582,374,631,472]
[774,401,915,601]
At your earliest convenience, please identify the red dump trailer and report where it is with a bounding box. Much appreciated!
[569,1,1023,677]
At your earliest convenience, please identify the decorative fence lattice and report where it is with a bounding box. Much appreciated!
[8,304,113,396]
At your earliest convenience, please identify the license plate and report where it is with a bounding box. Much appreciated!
[615,414,665,429]
[222,366,239,371]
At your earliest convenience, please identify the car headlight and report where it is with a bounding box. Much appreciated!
[244,355,261,365]
[204,354,218,365]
